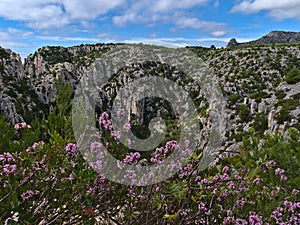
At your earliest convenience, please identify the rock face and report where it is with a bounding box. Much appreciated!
[226,38,239,48]
[227,31,300,47]
[0,47,25,124]
[0,40,300,155]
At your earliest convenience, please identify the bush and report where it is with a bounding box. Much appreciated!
[1,126,299,224]
[239,104,251,122]
[285,67,300,84]
[252,112,268,136]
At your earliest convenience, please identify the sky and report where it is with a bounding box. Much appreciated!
[0,0,299,59]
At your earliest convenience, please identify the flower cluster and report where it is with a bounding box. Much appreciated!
[123,152,141,165]
[65,143,78,155]
[150,140,179,163]
[14,122,31,130]
[26,141,45,152]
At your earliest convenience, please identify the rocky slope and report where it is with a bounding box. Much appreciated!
[1,41,300,156]
[227,31,300,47]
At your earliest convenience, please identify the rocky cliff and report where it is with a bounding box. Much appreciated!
[1,41,300,155]
[227,31,300,47]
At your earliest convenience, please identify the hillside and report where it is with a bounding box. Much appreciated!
[1,43,300,140]
[227,31,300,47]
[0,42,300,224]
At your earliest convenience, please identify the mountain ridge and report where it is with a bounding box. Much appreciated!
[227,31,300,47]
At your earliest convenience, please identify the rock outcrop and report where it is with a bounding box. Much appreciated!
[227,31,300,47]
[0,40,300,155]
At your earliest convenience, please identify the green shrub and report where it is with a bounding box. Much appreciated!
[252,112,268,136]
[0,114,15,153]
[239,104,251,122]
[285,67,300,84]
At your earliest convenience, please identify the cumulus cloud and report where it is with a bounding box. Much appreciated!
[0,28,34,45]
[231,0,300,20]
[0,0,230,38]
[0,0,125,29]
[151,0,209,12]
[175,17,229,36]
[112,0,229,36]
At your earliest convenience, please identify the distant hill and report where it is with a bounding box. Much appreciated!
[227,31,300,47]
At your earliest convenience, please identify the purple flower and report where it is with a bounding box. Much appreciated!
[123,152,141,165]
[236,198,246,209]
[14,122,31,130]
[90,142,102,151]
[123,123,131,132]
[253,178,260,185]
[249,212,262,225]
[265,160,276,169]
[292,189,299,195]
[275,168,285,175]
[21,190,39,200]
[99,112,113,130]
[236,218,248,225]
[280,175,287,182]
[65,143,77,155]
[0,152,15,163]
[14,123,20,130]
[223,216,235,224]
[222,166,229,174]
[3,164,17,175]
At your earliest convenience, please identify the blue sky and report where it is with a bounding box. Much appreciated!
[0,0,299,59]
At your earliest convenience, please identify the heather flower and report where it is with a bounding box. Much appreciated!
[179,163,193,179]
[222,166,229,174]
[90,142,102,151]
[65,143,78,155]
[265,160,276,169]
[20,190,39,200]
[236,198,246,209]
[111,130,121,140]
[227,181,235,189]
[3,164,17,175]
[292,189,299,195]
[223,216,235,224]
[0,152,15,163]
[280,175,287,182]
[99,112,113,130]
[14,123,20,130]
[123,152,141,165]
[253,178,260,185]
[123,123,131,131]
[236,218,248,225]
[32,141,44,149]
[249,212,262,225]
[275,168,285,175]
[14,122,31,130]
[4,212,19,225]
[179,209,191,217]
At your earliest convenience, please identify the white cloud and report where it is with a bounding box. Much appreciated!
[36,36,100,42]
[111,1,230,37]
[175,17,229,36]
[231,0,300,20]
[0,28,34,44]
[211,31,227,37]
[0,0,125,29]
[0,0,231,39]
[151,0,208,12]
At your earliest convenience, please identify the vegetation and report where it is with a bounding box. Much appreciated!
[239,104,251,122]
[285,67,300,84]
[1,114,299,224]
[1,42,300,224]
